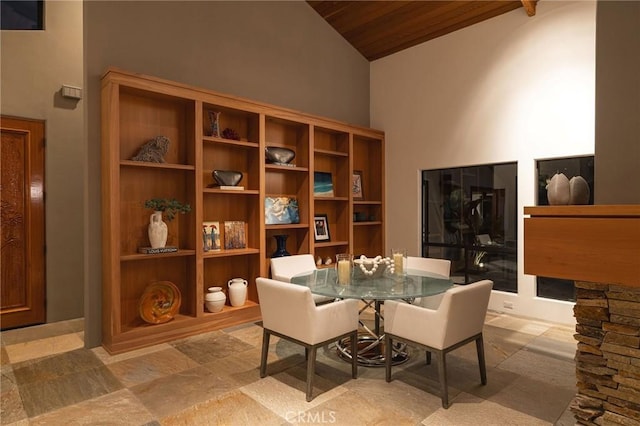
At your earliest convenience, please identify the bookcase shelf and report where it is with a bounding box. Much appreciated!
[101,67,384,353]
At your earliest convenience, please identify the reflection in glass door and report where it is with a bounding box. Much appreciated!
[421,163,517,292]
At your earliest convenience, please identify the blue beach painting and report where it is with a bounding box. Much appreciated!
[314,172,334,197]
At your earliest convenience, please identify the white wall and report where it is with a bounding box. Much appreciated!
[1,1,85,322]
[371,1,596,325]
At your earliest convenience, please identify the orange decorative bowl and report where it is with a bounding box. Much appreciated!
[138,281,181,324]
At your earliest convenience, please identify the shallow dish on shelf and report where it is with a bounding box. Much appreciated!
[212,170,243,186]
[265,146,295,165]
[138,281,182,324]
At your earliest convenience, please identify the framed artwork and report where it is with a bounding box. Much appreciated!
[223,221,247,249]
[202,221,221,251]
[314,214,331,242]
[352,171,364,200]
[314,171,334,197]
[265,197,300,224]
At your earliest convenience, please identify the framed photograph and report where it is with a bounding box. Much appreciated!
[265,197,300,225]
[314,214,331,242]
[352,171,364,200]
[314,171,334,197]
[202,221,221,251]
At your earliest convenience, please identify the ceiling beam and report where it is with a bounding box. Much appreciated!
[521,0,536,17]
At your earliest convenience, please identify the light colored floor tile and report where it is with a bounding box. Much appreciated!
[240,375,349,417]
[130,365,239,419]
[485,313,552,336]
[106,347,201,387]
[1,386,28,424]
[0,319,83,346]
[27,389,154,426]
[423,392,551,425]
[161,389,283,426]
[92,342,174,365]
[498,348,576,388]
[4,333,84,364]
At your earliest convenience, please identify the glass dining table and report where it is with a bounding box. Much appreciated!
[291,267,453,366]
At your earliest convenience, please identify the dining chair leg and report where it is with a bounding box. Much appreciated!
[260,329,270,378]
[351,331,358,378]
[476,335,487,385]
[306,346,317,402]
[437,351,449,408]
[426,351,432,365]
[384,334,392,382]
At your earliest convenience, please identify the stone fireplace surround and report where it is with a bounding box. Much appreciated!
[573,281,640,425]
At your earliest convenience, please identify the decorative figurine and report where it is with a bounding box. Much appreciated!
[131,135,170,163]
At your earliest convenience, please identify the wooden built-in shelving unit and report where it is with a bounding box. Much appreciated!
[101,68,385,353]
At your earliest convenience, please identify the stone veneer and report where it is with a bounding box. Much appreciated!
[572,281,640,425]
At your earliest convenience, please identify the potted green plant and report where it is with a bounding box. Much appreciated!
[144,198,191,220]
[143,198,191,249]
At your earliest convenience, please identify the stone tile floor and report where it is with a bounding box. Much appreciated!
[1,310,578,425]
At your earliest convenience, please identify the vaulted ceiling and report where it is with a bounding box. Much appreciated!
[307,1,538,61]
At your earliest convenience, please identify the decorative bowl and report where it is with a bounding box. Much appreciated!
[212,170,243,186]
[265,146,295,165]
[138,281,181,324]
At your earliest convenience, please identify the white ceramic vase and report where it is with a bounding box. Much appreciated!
[204,287,226,313]
[228,278,248,307]
[148,211,168,248]
[546,173,571,205]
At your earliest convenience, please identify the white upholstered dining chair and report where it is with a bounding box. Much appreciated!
[406,256,451,278]
[384,279,493,408]
[270,254,334,304]
[256,277,359,401]
[406,256,452,307]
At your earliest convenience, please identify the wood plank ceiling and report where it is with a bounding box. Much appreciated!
[307,1,538,61]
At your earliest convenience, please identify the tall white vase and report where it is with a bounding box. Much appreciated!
[148,211,168,248]
[228,278,248,307]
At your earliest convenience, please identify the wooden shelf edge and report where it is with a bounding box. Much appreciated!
[525,205,640,218]
[120,160,195,171]
[203,248,260,258]
[314,196,349,202]
[202,136,259,148]
[265,223,309,230]
[265,164,309,172]
[353,221,383,226]
[121,249,197,261]
[314,148,348,157]
[315,241,349,248]
[204,188,260,195]
[354,200,382,205]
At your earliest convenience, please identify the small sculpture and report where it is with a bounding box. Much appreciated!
[132,136,170,163]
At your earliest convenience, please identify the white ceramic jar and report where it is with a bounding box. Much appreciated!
[204,286,226,313]
[228,278,248,307]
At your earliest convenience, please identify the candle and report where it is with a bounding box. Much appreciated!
[393,253,404,276]
[338,260,351,284]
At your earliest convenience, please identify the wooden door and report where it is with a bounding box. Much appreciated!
[1,116,46,329]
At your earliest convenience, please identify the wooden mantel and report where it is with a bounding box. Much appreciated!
[524,205,640,287]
